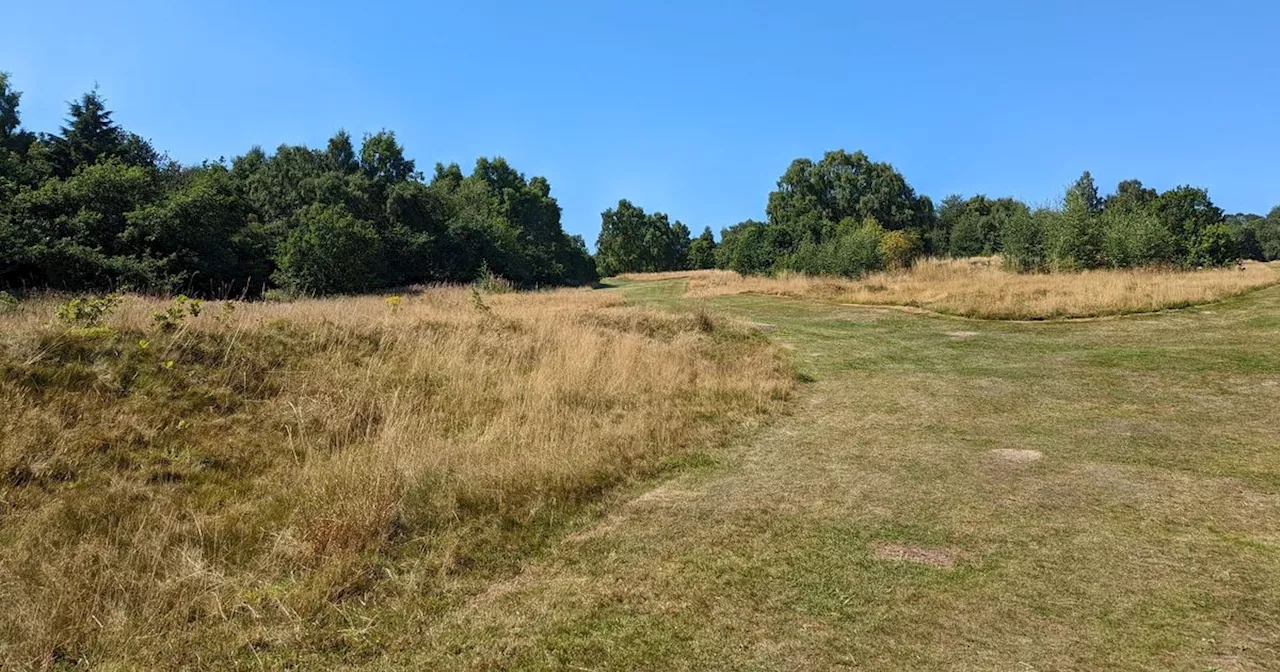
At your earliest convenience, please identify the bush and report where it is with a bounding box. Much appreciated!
[1001,209,1047,272]
[151,295,204,332]
[55,294,121,327]
[878,229,921,270]
[475,261,514,294]
[0,290,17,314]
[1190,223,1239,267]
[781,218,885,277]
[1102,210,1176,268]
[274,204,385,295]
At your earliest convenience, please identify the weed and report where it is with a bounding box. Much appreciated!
[476,261,515,294]
[471,286,491,313]
[151,295,204,332]
[55,294,121,327]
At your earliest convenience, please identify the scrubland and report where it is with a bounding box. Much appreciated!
[0,287,792,667]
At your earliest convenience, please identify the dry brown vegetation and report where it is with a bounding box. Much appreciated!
[0,287,792,667]
[622,257,1280,319]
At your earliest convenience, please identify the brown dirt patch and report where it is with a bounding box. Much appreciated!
[872,542,963,568]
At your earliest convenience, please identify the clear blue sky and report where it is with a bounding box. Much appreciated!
[4,1,1277,243]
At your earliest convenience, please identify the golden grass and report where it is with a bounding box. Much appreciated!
[0,287,792,667]
[621,257,1280,320]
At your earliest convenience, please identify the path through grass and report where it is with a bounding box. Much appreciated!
[380,278,1280,670]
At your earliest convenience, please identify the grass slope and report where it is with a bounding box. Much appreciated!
[380,277,1280,671]
[0,288,792,668]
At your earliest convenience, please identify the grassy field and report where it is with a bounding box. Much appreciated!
[379,274,1280,670]
[4,265,1280,669]
[0,288,791,668]
[624,257,1280,320]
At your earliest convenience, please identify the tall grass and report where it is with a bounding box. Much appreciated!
[623,257,1280,320]
[0,287,792,667]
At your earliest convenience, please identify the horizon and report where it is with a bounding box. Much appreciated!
[4,0,1277,244]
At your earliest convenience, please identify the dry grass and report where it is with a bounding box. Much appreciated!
[0,287,792,667]
[622,257,1280,319]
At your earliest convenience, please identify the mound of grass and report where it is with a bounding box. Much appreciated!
[0,288,792,667]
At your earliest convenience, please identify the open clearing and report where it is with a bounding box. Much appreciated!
[382,275,1280,671]
[4,272,1280,669]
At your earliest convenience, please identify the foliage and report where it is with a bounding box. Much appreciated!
[687,226,718,269]
[0,74,596,297]
[1001,208,1048,272]
[595,199,692,276]
[55,294,121,327]
[766,149,934,234]
[470,285,491,312]
[878,229,921,270]
[780,218,887,277]
[274,203,384,295]
[476,260,515,294]
[0,69,1269,292]
[0,290,16,313]
[151,294,204,331]
[711,150,935,279]
[945,195,1031,257]
[716,220,774,275]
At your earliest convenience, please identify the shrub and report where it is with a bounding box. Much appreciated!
[781,218,886,278]
[1190,223,1239,267]
[274,204,385,295]
[55,294,121,327]
[152,295,204,332]
[263,288,298,302]
[878,229,921,270]
[0,291,17,314]
[1102,210,1176,268]
[476,260,514,294]
[1001,209,1047,272]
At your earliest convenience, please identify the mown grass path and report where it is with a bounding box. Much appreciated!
[381,279,1280,671]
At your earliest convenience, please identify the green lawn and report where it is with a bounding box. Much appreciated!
[368,278,1280,671]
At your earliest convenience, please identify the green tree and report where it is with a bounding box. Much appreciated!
[687,226,717,269]
[766,149,935,236]
[595,200,688,276]
[1001,208,1048,272]
[274,204,384,294]
[716,220,772,274]
[1154,186,1227,266]
[1048,171,1106,269]
[124,163,264,294]
[781,218,886,277]
[47,90,157,177]
[1257,206,1280,260]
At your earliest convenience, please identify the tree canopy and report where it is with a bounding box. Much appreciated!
[0,75,595,295]
[2,72,1273,293]
[594,200,693,276]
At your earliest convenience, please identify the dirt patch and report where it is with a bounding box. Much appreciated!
[872,542,963,568]
[946,330,980,339]
[990,448,1044,462]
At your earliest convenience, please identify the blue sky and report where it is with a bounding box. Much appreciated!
[4,1,1277,243]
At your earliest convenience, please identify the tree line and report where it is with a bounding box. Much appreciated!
[0,73,596,296]
[596,150,1280,277]
[5,72,1279,296]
